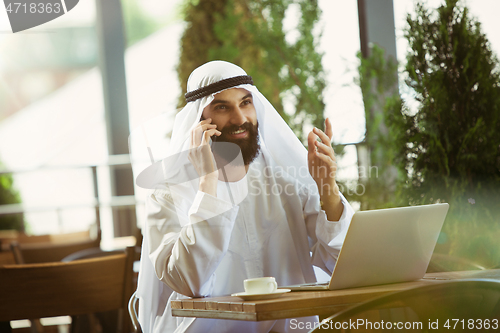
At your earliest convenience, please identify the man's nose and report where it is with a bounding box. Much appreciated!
[230,106,246,126]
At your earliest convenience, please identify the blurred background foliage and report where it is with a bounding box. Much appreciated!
[122,0,163,47]
[394,0,500,267]
[0,161,23,231]
[357,0,500,267]
[348,44,400,211]
[176,0,326,142]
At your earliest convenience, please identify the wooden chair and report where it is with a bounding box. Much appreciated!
[311,279,500,332]
[0,231,16,266]
[0,246,135,333]
[10,232,101,264]
[0,249,15,266]
[0,230,19,253]
[60,247,134,333]
[128,291,142,333]
[1,230,99,252]
[17,230,96,244]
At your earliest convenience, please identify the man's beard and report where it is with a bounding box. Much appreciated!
[213,121,260,165]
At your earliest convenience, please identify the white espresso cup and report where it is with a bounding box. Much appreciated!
[244,277,278,294]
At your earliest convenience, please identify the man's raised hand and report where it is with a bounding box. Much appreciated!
[307,118,343,221]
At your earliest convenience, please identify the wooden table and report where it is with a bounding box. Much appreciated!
[171,269,500,321]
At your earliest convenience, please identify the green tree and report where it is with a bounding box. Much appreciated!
[177,0,326,141]
[387,0,500,266]
[0,161,24,231]
[352,45,400,210]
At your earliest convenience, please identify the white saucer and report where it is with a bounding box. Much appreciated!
[231,289,291,301]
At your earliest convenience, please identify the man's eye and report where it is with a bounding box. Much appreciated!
[215,105,226,110]
[242,99,252,106]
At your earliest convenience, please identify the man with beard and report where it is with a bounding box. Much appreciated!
[136,61,354,333]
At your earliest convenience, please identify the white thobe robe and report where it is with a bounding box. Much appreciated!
[139,152,354,333]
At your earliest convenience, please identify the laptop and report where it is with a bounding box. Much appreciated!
[286,203,449,291]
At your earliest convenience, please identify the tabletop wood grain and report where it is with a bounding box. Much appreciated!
[171,269,500,321]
